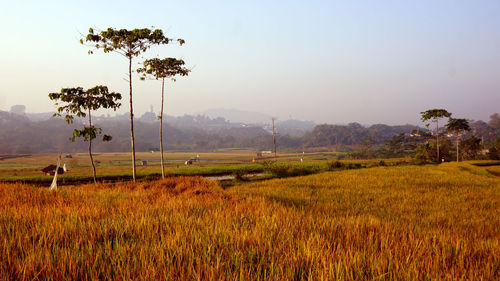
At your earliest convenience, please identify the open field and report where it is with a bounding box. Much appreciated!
[0,151,408,184]
[1,163,499,280]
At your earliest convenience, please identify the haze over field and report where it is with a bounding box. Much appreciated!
[0,0,499,125]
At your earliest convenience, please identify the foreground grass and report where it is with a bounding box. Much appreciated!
[1,164,499,280]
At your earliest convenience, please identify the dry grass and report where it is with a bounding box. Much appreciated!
[1,163,499,280]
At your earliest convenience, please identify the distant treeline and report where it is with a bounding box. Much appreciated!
[1,110,499,154]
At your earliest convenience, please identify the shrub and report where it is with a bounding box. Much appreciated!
[262,162,320,178]
[327,160,344,171]
[233,168,250,181]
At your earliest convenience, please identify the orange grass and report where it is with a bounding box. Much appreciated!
[1,164,499,280]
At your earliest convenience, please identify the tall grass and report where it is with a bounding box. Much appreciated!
[1,163,499,280]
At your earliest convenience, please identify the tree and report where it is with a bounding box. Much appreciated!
[445,118,470,162]
[49,86,121,183]
[460,136,482,160]
[420,109,452,162]
[414,138,452,163]
[82,27,184,182]
[487,137,500,160]
[377,133,410,158]
[488,113,500,130]
[137,58,190,178]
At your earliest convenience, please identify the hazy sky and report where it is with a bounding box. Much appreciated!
[0,0,499,125]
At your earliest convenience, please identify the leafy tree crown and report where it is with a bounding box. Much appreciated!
[420,109,452,123]
[445,118,470,134]
[137,58,190,80]
[49,86,121,142]
[81,27,185,57]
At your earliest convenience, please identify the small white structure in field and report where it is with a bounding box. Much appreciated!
[49,156,62,191]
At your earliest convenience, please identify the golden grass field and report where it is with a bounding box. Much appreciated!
[0,162,499,280]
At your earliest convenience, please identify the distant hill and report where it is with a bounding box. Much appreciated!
[275,119,316,137]
[201,108,272,124]
[5,107,496,154]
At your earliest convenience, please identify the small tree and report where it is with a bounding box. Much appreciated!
[414,138,452,163]
[460,136,482,160]
[488,137,500,160]
[49,86,121,183]
[82,27,185,182]
[420,109,452,162]
[445,118,470,162]
[137,58,190,178]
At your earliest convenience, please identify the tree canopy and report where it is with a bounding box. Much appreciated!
[82,28,185,57]
[49,86,121,127]
[445,118,470,135]
[137,58,190,80]
[420,109,452,123]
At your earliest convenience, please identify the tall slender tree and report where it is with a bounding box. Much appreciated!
[446,118,471,162]
[137,58,190,178]
[421,109,452,162]
[82,27,185,182]
[49,86,121,183]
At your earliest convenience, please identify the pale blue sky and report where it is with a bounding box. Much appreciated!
[0,0,499,124]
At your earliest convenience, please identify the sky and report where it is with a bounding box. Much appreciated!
[0,0,499,125]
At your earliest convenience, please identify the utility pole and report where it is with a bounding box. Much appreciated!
[272,117,277,159]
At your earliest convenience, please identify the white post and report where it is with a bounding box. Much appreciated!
[49,155,61,191]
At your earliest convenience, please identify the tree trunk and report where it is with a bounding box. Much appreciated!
[436,120,440,163]
[88,109,97,184]
[160,77,165,179]
[129,56,137,182]
[456,133,460,162]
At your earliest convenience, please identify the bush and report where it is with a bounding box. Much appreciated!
[233,168,250,181]
[345,163,364,169]
[262,162,320,178]
[327,160,344,171]
[488,146,500,160]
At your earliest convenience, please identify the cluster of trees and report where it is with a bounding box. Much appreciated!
[47,27,189,182]
[301,123,421,148]
[373,110,500,162]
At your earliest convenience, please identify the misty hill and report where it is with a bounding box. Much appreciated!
[274,119,316,137]
[7,105,54,122]
[3,108,498,154]
[201,108,272,124]
[0,110,413,154]
[0,110,275,154]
